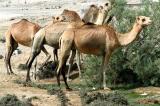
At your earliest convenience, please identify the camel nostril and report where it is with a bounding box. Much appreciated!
[56,17,59,20]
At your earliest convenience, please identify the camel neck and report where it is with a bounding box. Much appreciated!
[117,22,143,46]
[95,10,107,25]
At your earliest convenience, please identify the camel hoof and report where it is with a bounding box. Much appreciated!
[7,72,10,75]
[11,73,17,76]
[103,87,111,91]
[66,88,72,91]
[26,78,31,82]
[67,78,72,82]
[23,81,31,87]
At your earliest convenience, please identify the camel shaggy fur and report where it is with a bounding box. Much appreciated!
[5,19,51,74]
[57,16,152,90]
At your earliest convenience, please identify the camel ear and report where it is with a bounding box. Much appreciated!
[136,16,140,20]
[63,9,69,12]
[52,16,55,20]
[90,4,96,7]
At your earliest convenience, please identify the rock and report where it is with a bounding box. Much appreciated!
[18,64,27,70]
[0,37,6,43]
[36,61,58,80]
[0,55,3,59]
[13,49,22,55]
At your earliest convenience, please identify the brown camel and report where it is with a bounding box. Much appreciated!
[26,10,84,81]
[82,1,112,24]
[57,16,152,90]
[66,2,112,81]
[5,19,51,75]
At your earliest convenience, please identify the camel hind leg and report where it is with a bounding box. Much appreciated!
[57,32,74,90]
[26,29,45,82]
[5,35,18,74]
[67,50,76,81]
[76,51,82,79]
[53,48,58,61]
[41,46,51,66]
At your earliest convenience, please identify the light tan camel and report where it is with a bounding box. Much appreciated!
[26,10,84,82]
[66,2,112,81]
[57,16,152,90]
[5,19,51,74]
[82,1,112,24]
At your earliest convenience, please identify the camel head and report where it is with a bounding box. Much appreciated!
[136,16,152,27]
[103,1,112,12]
[52,16,66,23]
[60,9,82,22]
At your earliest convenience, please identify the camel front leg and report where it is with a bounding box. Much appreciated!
[102,52,111,90]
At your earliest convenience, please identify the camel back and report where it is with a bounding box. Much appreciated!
[61,9,82,22]
[7,19,41,46]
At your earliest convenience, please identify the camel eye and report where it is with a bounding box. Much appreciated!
[105,3,108,6]
[142,18,145,22]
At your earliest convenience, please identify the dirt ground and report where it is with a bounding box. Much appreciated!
[0,41,83,106]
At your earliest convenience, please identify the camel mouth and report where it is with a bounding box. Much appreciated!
[147,19,152,25]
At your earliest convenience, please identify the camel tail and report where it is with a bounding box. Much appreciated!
[59,36,62,49]
[5,26,13,48]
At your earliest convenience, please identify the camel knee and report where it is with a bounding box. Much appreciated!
[27,52,38,69]
[32,49,41,56]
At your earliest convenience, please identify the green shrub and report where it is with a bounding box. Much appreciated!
[80,90,129,106]
[0,94,32,106]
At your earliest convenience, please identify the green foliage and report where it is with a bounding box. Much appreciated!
[36,61,58,80]
[79,90,129,106]
[82,55,102,88]
[83,0,160,87]
[0,94,32,106]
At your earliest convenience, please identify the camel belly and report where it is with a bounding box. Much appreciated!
[74,35,105,55]
[12,34,32,47]
[75,39,105,56]
[44,32,62,48]
[78,47,102,55]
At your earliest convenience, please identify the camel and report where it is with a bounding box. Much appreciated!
[26,9,84,81]
[66,2,112,81]
[5,19,51,75]
[82,1,112,24]
[57,16,152,90]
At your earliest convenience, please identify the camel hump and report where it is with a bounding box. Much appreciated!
[21,18,29,22]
